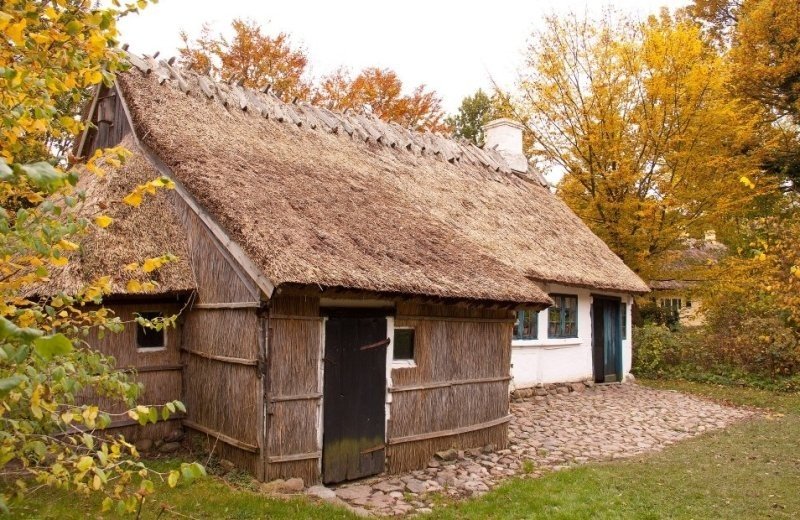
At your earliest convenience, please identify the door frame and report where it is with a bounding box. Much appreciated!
[591,295,623,383]
[319,306,394,484]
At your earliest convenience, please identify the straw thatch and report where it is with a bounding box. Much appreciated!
[104,54,646,308]
[36,136,195,296]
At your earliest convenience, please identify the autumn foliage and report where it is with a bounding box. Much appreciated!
[179,19,446,131]
[1,0,202,513]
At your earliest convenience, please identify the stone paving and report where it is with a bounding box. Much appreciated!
[311,382,755,517]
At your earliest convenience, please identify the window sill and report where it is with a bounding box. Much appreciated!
[137,346,167,353]
[392,360,416,369]
[512,339,583,349]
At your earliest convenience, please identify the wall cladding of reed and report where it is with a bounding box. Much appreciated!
[389,301,513,471]
[265,294,322,483]
[79,303,183,437]
[387,423,507,473]
[175,196,258,304]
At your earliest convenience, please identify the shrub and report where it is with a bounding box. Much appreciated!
[632,324,682,377]
[637,302,680,330]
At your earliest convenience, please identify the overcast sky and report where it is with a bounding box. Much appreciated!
[117,0,691,113]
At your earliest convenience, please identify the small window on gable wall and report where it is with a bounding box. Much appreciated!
[136,311,165,349]
[393,328,415,361]
[513,310,538,340]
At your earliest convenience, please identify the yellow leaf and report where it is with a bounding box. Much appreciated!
[7,21,27,46]
[59,239,79,251]
[124,262,139,272]
[126,280,142,293]
[168,470,179,488]
[0,12,12,32]
[123,191,143,207]
[61,411,73,425]
[49,256,68,267]
[94,215,113,228]
[142,258,162,273]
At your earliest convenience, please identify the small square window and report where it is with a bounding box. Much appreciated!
[393,328,415,361]
[513,310,538,340]
[548,295,579,339]
[136,311,165,349]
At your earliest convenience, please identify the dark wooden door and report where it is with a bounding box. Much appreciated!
[322,312,387,484]
[592,298,622,383]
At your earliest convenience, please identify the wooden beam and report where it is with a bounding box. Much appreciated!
[113,84,275,300]
[122,364,183,374]
[268,314,324,321]
[183,419,259,453]
[267,451,321,463]
[193,302,261,309]
[395,315,515,324]
[183,348,258,366]
[390,376,511,393]
[269,393,322,403]
[74,85,102,158]
[387,415,512,446]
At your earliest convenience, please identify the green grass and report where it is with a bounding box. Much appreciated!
[7,459,357,520]
[8,381,800,519]
[424,380,800,519]
[640,377,800,414]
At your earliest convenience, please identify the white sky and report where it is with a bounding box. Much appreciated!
[117,0,690,113]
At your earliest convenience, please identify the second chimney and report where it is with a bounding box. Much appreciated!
[482,118,528,173]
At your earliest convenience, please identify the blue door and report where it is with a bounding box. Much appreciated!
[592,298,622,383]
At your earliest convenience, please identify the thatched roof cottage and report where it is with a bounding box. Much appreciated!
[66,53,647,484]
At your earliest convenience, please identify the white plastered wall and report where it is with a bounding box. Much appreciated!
[510,283,634,389]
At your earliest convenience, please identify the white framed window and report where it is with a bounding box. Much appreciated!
[392,327,415,367]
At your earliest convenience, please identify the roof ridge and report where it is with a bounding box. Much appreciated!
[123,51,548,186]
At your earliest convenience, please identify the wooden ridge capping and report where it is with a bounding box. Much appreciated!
[390,375,511,393]
[388,415,512,446]
[183,419,259,453]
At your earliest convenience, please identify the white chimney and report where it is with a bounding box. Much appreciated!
[482,118,528,173]
[704,230,717,243]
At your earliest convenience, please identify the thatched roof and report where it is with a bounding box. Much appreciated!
[34,139,195,297]
[649,238,728,292]
[81,54,647,303]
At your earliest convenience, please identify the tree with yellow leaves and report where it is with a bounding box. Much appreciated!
[515,9,776,280]
[1,0,202,513]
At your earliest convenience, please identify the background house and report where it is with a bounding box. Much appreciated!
[648,231,728,326]
[58,53,647,484]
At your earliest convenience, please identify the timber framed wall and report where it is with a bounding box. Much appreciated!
[388,301,513,472]
[176,198,265,479]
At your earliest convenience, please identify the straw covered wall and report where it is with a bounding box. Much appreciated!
[264,295,322,483]
[79,302,184,440]
[388,301,513,472]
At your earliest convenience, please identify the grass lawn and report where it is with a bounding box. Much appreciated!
[425,380,800,520]
[7,380,800,518]
[6,460,358,520]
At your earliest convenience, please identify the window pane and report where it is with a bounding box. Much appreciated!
[548,303,561,338]
[514,310,537,340]
[562,296,578,337]
[393,329,415,360]
[136,311,165,349]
